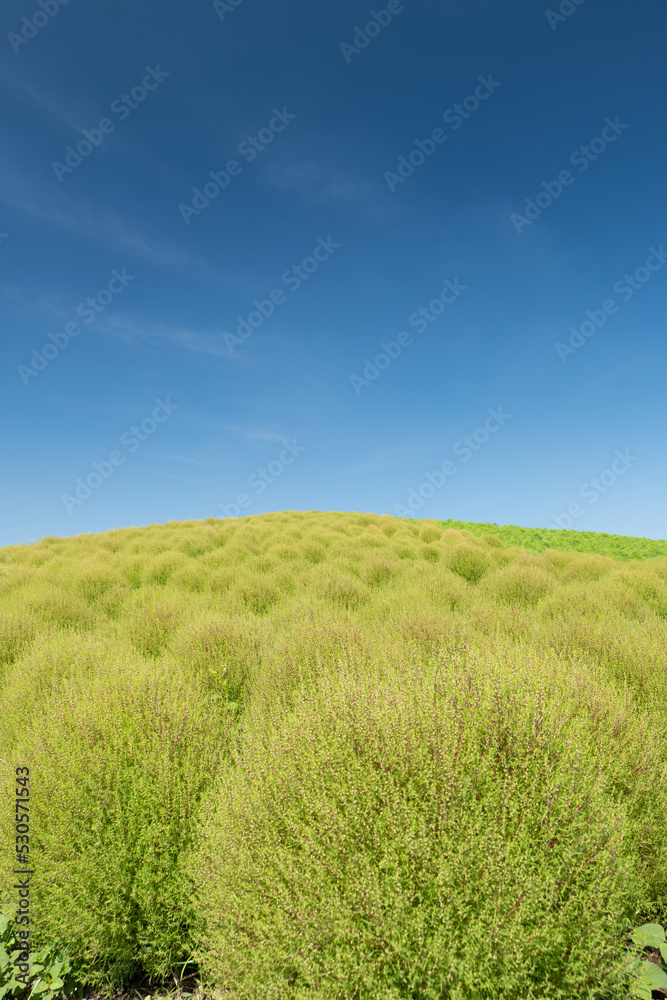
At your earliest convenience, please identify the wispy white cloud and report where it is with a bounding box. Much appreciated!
[97,315,254,361]
[0,67,91,133]
[1,285,71,322]
[3,287,250,364]
[258,154,396,223]
[152,453,205,465]
[152,452,227,468]
[0,116,232,286]
[154,472,213,484]
[183,416,297,446]
[221,424,290,443]
[260,156,372,206]
[0,165,203,273]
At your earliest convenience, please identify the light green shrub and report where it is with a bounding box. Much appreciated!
[22,588,96,631]
[361,556,401,588]
[560,553,616,584]
[0,654,239,996]
[125,593,185,657]
[236,574,282,615]
[0,613,38,667]
[1,509,666,998]
[444,543,492,584]
[143,554,184,586]
[188,648,656,1000]
[169,611,265,707]
[481,533,504,548]
[71,568,118,605]
[418,524,442,543]
[479,562,556,607]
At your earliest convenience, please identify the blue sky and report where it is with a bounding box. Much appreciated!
[1,0,665,547]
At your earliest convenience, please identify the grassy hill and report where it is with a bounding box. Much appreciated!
[411,517,667,562]
[1,510,667,1000]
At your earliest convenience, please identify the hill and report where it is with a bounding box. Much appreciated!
[1,510,666,1000]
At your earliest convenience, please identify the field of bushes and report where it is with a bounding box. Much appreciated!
[423,518,667,562]
[1,509,667,1000]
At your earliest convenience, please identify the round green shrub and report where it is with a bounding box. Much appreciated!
[444,544,492,584]
[0,653,238,996]
[188,657,649,1000]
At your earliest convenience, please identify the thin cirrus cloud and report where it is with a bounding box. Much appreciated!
[1,171,199,271]
[156,473,214,484]
[1,73,87,134]
[2,286,73,323]
[222,425,294,444]
[257,153,398,223]
[152,453,227,467]
[260,157,367,202]
[97,315,242,359]
[3,270,249,365]
[0,144,230,288]
[189,420,296,446]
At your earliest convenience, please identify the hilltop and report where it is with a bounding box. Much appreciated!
[1,510,666,1000]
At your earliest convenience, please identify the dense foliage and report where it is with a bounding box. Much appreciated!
[419,518,667,562]
[1,510,666,999]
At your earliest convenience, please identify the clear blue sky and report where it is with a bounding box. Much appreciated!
[2,0,665,547]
